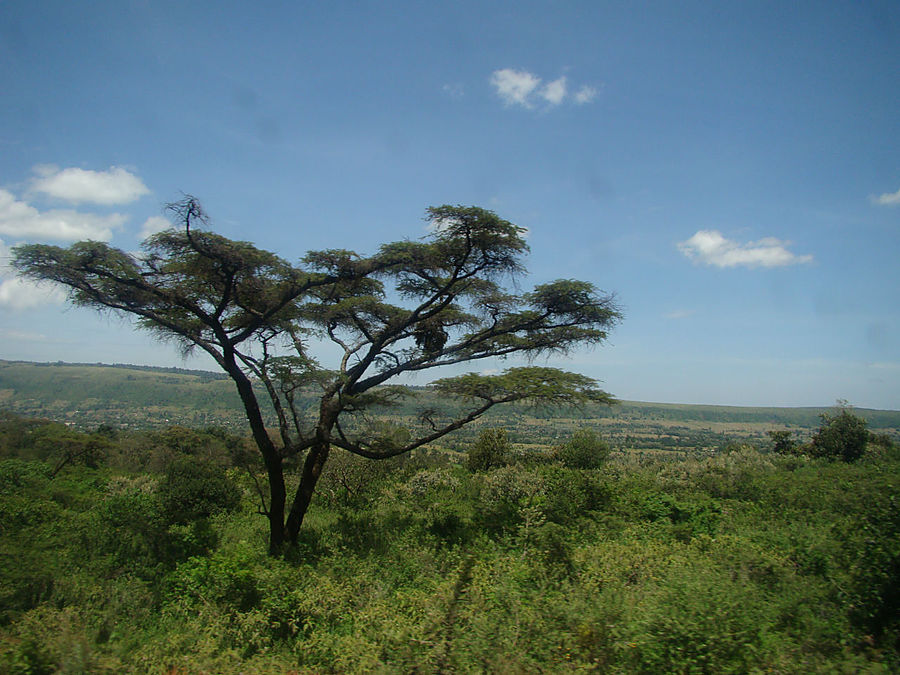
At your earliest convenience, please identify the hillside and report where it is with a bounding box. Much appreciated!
[2,359,899,451]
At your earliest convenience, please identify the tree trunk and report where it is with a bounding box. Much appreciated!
[266,456,287,555]
[285,441,330,543]
[221,356,289,556]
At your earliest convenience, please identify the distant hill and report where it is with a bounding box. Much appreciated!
[2,360,898,450]
[0,359,246,430]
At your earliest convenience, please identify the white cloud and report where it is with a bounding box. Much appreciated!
[574,85,598,104]
[31,165,149,205]
[872,187,900,206]
[140,216,171,239]
[490,69,597,109]
[0,238,66,310]
[490,68,542,107]
[0,276,66,310]
[0,189,125,241]
[540,77,567,105]
[678,229,813,269]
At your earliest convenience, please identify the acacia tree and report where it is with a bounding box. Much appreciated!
[14,198,621,554]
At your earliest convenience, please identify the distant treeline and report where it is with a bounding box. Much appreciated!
[20,360,228,380]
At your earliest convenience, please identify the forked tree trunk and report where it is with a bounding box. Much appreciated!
[223,359,291,555]
[285,442,331,544]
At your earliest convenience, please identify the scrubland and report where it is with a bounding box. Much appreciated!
[1,411,898,673]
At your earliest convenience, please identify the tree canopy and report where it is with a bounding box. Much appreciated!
[13,198,621,553]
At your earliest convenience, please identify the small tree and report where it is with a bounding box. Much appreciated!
[14,198,620,554]
[466,427,512,472]
[767,429,798,456]
[810,404,868,462]
[554,427,610,469]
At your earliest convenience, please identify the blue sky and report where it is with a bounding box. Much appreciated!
[1,1,898,408]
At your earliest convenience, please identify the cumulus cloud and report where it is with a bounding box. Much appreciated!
[872,187,900,206]
[31,165,149,205]
[0,189,125,241]
[0,238,66,309]
[490,68,542,107]
[574,85,598,104]
[540,77,567,105]
[678,230,813,269]
[140,216,172,239]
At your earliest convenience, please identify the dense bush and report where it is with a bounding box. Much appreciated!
[553,427,610,469]
[466,427,511,472]
[2,411,900,672]
[768,429,798,455]
[157,457,240,525]
[844,494,900,644]
[810,408,869,462]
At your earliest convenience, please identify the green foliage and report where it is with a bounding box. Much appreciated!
[466,427,511,472]
[12,200,622,551]
[810,406,869,462]
[166,548,261,612]
[638,492,722,542]
[2,409,900,671]
[768,429,798,455]
[844,494,900,642]
[554,427,611,469]
[157,457,240,525]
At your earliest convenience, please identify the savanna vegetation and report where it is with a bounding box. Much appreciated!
[13,200,620,553]
[1,405,898,673]
[6,200,900,671]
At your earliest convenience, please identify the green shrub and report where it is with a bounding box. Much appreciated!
[639,492,721,541]
[166,548,260,612]
[466,428,511,472]
[845,494,900,643]
[810,407,868,462]
[540,466,611,524]
[553,428,610,469]
[157,458,240,526]
[768,429,798,455]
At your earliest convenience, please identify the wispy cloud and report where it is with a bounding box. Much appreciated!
[678,230,813,269]
[442,82,465,99]
[0,189,125,241]
[574,85,598,104]
[30,165,149,205]
[490,69,597,109]
[0,327,54,342]
[664,309,696,320]
[872,187,900,206]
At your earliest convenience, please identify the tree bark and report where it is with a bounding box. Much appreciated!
[285,441,330,543]
[221,354,288,555]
